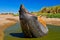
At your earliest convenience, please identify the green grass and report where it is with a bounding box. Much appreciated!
[4,23,60,40]
[13,13,60,18]
[13,14,19,16]
[47,13,60,18]
[32,13,60,18]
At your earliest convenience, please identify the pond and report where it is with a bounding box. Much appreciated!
[4,22,60,40]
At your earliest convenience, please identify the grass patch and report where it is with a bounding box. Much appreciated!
[47,13,60,18]
[13,14,19,16]
[32,13,60,18]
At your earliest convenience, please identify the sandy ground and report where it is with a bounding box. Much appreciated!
[0,14,60,40]
[0,14,19,40]
[42,17,60,26]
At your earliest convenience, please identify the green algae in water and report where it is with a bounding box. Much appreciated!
[4,23,60,40]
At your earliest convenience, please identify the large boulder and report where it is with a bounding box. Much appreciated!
[19,5,48,38]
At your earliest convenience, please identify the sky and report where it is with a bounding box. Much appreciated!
[0,0,60,13]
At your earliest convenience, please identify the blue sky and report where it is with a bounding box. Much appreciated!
[0,0,60,13]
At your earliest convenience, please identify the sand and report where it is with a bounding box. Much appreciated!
[0,14,19,40]
[42,17,60,26]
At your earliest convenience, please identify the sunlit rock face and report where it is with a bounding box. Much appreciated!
[19,4,48,38]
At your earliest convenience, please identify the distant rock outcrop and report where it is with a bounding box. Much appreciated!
[40,6,60,13]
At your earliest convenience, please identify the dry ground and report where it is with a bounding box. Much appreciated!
[0,14,19,40]
[41,17,60,26]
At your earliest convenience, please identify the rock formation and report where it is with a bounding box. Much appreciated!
[40,6,60,14]
[19,4,48,38]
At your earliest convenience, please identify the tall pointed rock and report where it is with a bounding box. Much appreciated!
[19,4,48,38]
[19,4,28,14]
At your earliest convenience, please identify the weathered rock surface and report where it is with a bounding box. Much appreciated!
[19,5,48,38]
